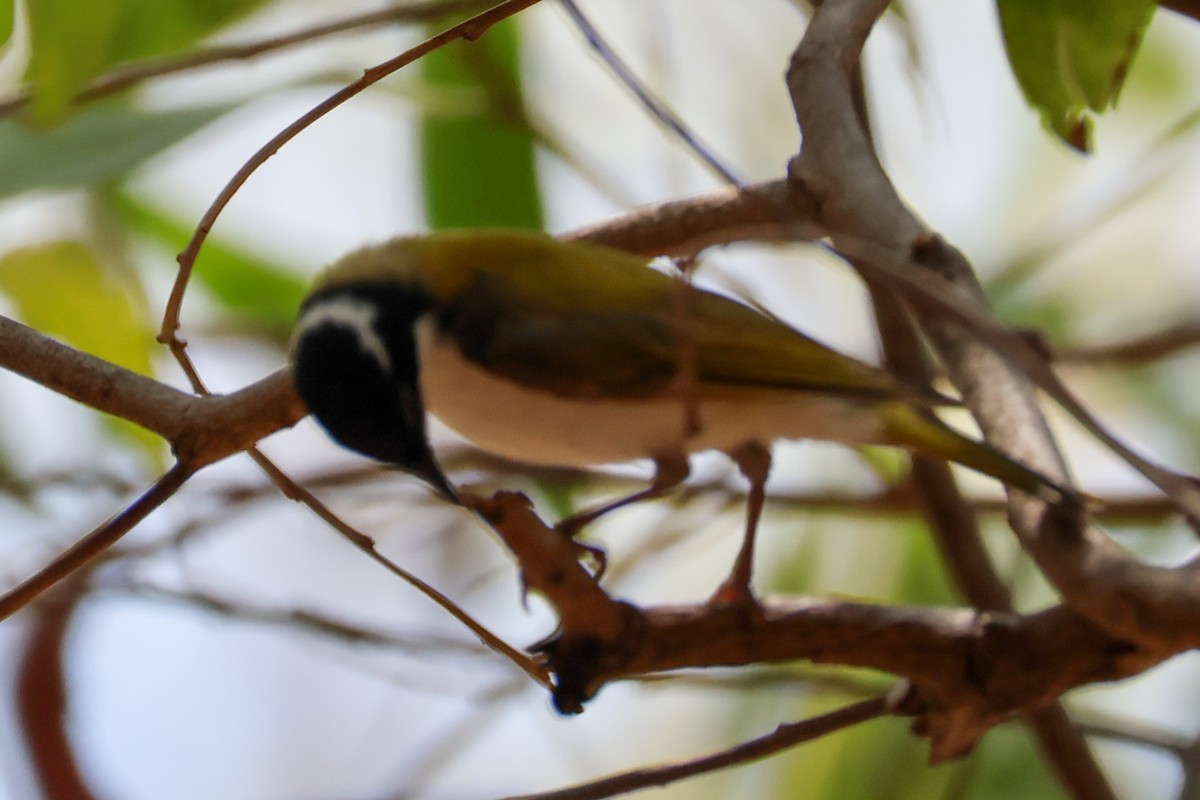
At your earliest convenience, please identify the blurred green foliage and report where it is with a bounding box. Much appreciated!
[23,0,269,122]
[0,240,164,461]
[996,0,1156,150]
[113,193,307,341]
[419,16,543,230]
[0,0,13,49]
[0,240,151,374]
[0,102,230,198]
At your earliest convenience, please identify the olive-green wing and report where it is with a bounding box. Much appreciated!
[440,271,679,397]
[440,262,917,404]
[683,287,904,399]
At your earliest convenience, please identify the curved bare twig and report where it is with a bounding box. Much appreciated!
[556,0,742,185]
[503,695,890,800]
[160,0,546,354]
[0,0,497,118]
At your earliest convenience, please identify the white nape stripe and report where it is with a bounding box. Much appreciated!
[296,297,394,374]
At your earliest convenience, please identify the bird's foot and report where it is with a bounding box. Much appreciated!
[553,517,608,579]
[573,539,608,580]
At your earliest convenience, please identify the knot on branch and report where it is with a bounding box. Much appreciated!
[531,601,647,715]
[470,489,649,712]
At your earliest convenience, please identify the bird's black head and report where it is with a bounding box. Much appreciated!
[291,282,456,499]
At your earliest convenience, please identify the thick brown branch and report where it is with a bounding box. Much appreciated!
[483,475,1148,762]
[174,369,308,466]
[783,0,1200,655]
[0,314,307,468]
[875,220,1114,789]
[0,314,195,440]
[875,287,1111,789]
[567,179,821,258]
[533,591,1158,763]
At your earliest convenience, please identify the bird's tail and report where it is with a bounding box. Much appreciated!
[880,403,1075,502]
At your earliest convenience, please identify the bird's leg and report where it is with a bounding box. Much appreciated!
[710,441,772,606]
[555,453,690,559]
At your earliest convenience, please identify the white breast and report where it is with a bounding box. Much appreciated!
[416,321,888,469]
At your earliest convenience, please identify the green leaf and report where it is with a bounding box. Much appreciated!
[23,0,269,122]
[0,240,164,462]
[965,724,1068,799]
[23,1,119,122]
[0,241,153,373]
[113,192,307,340]
[996,0,1156,151]
[0,0,14,49]
[0,102,231,199]
[419,17,543,230]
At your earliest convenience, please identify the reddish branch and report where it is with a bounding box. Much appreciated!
[477,489,1163,766]
[16,577,96,800]
[0,315,306,467]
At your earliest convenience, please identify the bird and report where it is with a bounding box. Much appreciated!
[290,228,1070,602]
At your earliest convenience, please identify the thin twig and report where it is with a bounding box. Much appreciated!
[556,0,742,185]
[160,0,545,351]
[140,4,548,691]
[1057,321,1200,365]
[246,451,552,690]
[0,0,496,118]
[502,695,890,800]
[127,583,494,658]
[0,464,194,622]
